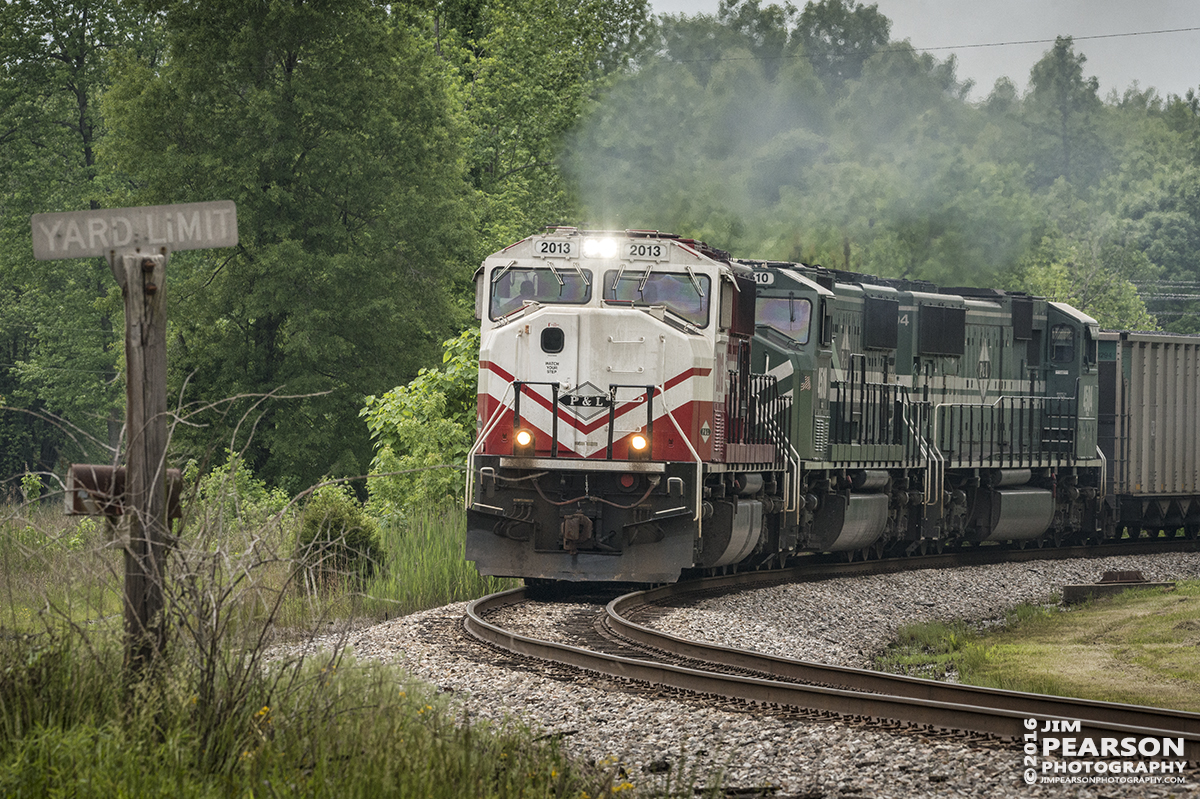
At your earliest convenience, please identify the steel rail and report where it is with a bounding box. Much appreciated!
[464,546,1200,761]
[607,579,1200,742]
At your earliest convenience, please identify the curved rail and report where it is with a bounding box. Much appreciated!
[607,579,1200,744]
[464,548,1200,761]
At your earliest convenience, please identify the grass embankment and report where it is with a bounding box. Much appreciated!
[875,582,1200,711]
[2,502,515,633]
[0,499,684,797]
[0,634,610,798]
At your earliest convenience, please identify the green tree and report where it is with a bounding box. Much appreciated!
[715,0,797,78]
[794,0,890,93]
[1123,167,1200,332]
[1011,227,1158,331]
[360,328,478,515]
[0,0,148,475]
[447,0,650,254]
[1025,35,1105,188]
[102,0,474,490]
[569,9,831,252]
[1162,87,1200,165]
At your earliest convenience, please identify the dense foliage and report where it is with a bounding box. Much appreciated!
[3,0,1199,490]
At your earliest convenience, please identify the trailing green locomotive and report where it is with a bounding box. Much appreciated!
[465,229,1169,583]
[748,261,1103,560]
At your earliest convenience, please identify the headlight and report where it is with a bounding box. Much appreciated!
[628,433,651,461]
[513,428,535,456]
[582,238,619,260]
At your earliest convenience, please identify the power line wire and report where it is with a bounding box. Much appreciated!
[917,26,1200,54]
[669,24,1200,63]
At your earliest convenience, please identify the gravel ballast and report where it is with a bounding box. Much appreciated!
[278,552,1200,798]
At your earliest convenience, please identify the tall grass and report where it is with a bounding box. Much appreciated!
[371,504,518,612]
[0,502,123,632]
[0,486,622,797]
[0,628,617,798]
[274,503,519,629]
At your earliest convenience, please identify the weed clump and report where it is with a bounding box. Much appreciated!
[874,619,990,681]
[294,484,383,589]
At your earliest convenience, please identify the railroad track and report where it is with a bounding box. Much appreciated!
[463,541,1200,764]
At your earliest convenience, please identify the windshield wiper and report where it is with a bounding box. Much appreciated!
[491,259,517,283]
[638,304,699,335]
[545,260,565,288]
[570,260,590,287]
[636,259,655,292]
[610,262,626,293]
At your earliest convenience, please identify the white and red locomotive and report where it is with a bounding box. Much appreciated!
[466,228,788,582]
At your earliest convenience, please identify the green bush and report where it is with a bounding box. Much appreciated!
[360,329,478,516]
[182,451,290,536]
[294,484,383,590]
[19,472,42,504]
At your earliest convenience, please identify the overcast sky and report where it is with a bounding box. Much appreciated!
[649,0,1200,101]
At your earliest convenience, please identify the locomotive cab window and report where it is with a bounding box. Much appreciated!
[1050,324,1075,363]
[1084,326,1098,366]
[602,271,710,327]
[490,267,592,320]
[756,295,812,343]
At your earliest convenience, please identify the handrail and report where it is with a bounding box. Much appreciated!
[931,391,1081,469]
[466,382,516,509]
[513,380,561,457]
[605,383,657,460]
[657,391,705,523]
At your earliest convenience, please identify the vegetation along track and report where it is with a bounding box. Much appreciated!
[464,540,1200,763]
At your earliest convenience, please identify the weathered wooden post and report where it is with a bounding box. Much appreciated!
[32,201,237,672]
[114,249,170,668]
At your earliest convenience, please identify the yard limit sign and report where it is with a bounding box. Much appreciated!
[32,201,238,670]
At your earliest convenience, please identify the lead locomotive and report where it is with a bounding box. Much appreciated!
[465,228,1198,582]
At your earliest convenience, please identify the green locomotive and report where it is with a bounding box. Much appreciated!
[747,261,1103,561]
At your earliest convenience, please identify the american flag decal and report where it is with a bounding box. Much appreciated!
[800,374,812,391]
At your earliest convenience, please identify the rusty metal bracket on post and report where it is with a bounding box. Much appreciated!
[66,464,184,520]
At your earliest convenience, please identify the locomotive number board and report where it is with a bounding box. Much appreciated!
[530,238,675,262]
[624,241,672,261]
